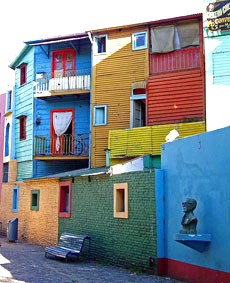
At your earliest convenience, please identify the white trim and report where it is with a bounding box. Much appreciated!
[132,31,148,51]
[93,105,107,126]
[93,34,108,55]
[130,94,146,100]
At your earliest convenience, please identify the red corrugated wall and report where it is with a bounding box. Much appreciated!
[147,17,205,126]
[147,69,205,125]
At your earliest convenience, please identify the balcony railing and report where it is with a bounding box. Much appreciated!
[150,47,200,74]
[108,121,205,158]
[34,134,89,157]
[34,69,91,96]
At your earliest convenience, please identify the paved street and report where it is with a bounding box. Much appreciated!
[0,236,183,283]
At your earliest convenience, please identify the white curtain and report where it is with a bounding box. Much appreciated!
[53,111,72,151]
[151,25,175,53]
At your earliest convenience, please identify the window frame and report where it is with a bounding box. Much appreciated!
[94,34,108,54]
[113,183,128,219]
[3,162,9,183]
[19,116,26,141]
[12,185,19,212]
[20,64,27,86]
[132,31,148,51]
[51,49,75,78]
[58,181,71,218]
[93,105,107,126]
[31,190,40,211]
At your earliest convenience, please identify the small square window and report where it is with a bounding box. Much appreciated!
[12,186,19,212]
[132,31,147,50]
[31,190,40,211]
[59,181,71,217]
[93,105,107,126]
[19,116,26,140]
[95,35,107,54]
[20,64,27,85]
[114,183,128,218]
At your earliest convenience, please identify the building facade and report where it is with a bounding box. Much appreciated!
[89,14,206,168]
[8,34,91,181]
[204,0,230,131]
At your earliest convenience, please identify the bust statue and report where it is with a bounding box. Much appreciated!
[180,198,198,234]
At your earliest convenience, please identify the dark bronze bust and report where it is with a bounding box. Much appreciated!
[180,198,198,234]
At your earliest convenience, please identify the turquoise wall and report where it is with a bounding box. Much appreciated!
[161,127,230,275]
[14,47,35,180]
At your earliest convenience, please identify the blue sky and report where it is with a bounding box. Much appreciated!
[0,0,204,93]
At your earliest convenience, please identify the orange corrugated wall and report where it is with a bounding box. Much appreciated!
[147,69,205,125]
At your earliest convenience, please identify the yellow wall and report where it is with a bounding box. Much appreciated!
[0,178,59,246]
[91,26,149,168]
[109,121,206,160]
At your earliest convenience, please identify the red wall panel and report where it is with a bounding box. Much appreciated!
[147,69,205,125]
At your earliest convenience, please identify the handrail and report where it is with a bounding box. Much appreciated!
[34,133,89,157]
[35,69,91,94]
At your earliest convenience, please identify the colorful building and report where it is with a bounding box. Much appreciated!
[0,92,6,201]
[89,14,206,167]
[204,0,230,131]
[8,34,91,180]
[0,155,158,272]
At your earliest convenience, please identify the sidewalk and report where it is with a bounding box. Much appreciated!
[0,236,182,283]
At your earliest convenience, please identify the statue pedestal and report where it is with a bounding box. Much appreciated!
[174,234,211,252]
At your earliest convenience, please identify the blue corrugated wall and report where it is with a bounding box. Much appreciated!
[15,47,35,180]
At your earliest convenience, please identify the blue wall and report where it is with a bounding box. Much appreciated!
[34,39,91,76]
[161,127,230,273]
[34,94,90,137]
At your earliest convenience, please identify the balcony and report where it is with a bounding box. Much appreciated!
[108,121,205,159]
[34,133,89,160]
[34,69,91,98]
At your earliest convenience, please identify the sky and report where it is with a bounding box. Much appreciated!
[0,0,204,94]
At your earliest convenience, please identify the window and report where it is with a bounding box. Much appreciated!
[4,123,10,156]
[31,190,40,211]
[95,35,107,54]
[3,163,8,183]
[93,105,107,126]
[132,31,147,50]
[12,186,19,212]
[51,49,75,78]
[19,116,26,140]
[6,90,12,111]
[59,181,71,217]
[114,183,128,218]
[20,64,27,85]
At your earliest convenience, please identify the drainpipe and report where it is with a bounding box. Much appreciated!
[88,32,93,169]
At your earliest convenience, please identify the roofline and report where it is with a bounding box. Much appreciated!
[24,33,88,45]
[87,13,202,34]
[9,45,32,70]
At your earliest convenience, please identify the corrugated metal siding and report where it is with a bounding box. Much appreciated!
[150,47,200,74]
[213,51,230,85]
[147,69,205,125]
[15,48,35,163]
[109,121,205,158]
[17,160,33,180]
[91,27,149,168]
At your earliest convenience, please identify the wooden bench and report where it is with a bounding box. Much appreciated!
[45,232,91,263]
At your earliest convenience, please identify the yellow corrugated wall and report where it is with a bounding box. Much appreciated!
[109,121,206,158]
[91,27,149,168]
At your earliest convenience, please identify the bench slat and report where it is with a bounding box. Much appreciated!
[45,232,91,263]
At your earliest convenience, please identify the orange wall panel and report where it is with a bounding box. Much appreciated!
[147,69,205,125]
